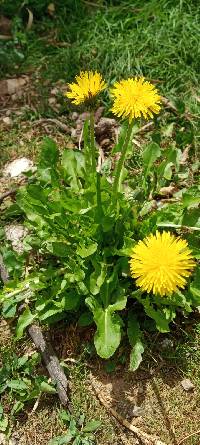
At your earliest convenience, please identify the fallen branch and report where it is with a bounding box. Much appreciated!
[28,324,71,409]
[0,259,71,410]
[89,373,167,445]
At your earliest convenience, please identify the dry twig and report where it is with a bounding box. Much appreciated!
[28,324,71,409]
[178,429,200,444]
[89,373,167,445]
[0,260,71,410]
[32,118,69,132]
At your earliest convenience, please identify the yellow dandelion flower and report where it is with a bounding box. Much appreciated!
[129,231,195,296]
[110,77,161,122]
[65,71,106,105]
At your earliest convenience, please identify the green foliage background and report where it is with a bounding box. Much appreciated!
[1,0,200,113]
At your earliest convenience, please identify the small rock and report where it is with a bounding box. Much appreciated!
[71,112,78,121]
[132,405,144,417]
[11,93,17,101]
[0,77,27,96]
[3,157,34,178]
[50,87,59,95]
[48,97,57,105]
[5,224,28,254]
[161,338,174,349]
[159,185,176,196]
[181,378,195,391]
[2,116,12,126]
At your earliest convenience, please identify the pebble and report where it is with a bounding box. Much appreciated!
[181,378,195,391]
[5,224,28,254]
[3,157,34,178]
[132,404,144,417]
[160,338,174,349]
[2,116,12,126]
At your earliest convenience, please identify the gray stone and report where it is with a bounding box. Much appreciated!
[132,404,144,417]
[181,378,195,391]
[5,224,28,254]
[3,158,34,178]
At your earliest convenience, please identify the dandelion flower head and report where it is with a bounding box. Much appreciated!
[65,71,106,105]
[129,231,195,296]
[111,77,161,122]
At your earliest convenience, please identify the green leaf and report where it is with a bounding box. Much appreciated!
[78,311,94,327]
[17,354,29,369]
[189,266,200,306]
[2,301,17,318]
[0,405,3,417]
[7,379,28,391]
[77,243,97,258]
[182,208,200,228]
[59,409,71,425]
[39,138,59,168]
[16,307,36,339]
[40,381,57,394]
[143,142,161,176]
[50,242,71,258]
[0,413,8,432]
[127,313,144,371]
[163,162,173,180]
[49,432,73,445]
[137,296,176,332]
[116,237,136,256]
[111,121,129,154]
[83,420,102,432]
[39,306,63,321]
[182,190,200,208]
[89,261,106,295]
[162,122,174,138]
[86,295,127,358]
[61,150,85,190]
[11,401,24,415]
[129,341,144,372]
[73,437,81,445]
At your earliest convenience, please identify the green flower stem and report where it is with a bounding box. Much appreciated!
[96,171,103,220]
[90,109,103,220]
[112,120,134,201]
[90,110,96,173]
[89,110,103,221]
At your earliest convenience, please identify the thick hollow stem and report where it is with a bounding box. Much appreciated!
[112,121,134,201]
[90,110,96,173]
